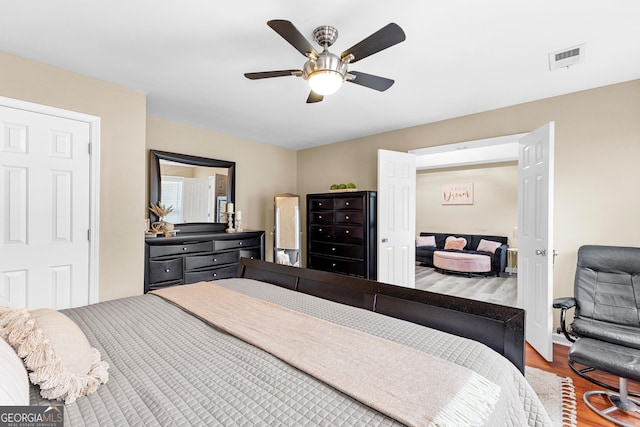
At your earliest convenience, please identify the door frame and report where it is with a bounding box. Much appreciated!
[408,129,554,356]
[0,96,101,304]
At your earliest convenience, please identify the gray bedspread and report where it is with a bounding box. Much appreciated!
[30,278,552,426]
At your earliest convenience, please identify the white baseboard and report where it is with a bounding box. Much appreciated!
[553,332,572,347]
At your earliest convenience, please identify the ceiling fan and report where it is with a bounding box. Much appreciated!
[244,20,406,103]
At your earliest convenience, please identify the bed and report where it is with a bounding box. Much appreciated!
[2,259,552,426]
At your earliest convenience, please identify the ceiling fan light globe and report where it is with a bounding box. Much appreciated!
[308,71,343,96]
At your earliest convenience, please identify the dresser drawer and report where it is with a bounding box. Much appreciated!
[309,212,334,225]
[334,197,363,210]
[147,279,183,292]
[310,241,363,259]
[185,251,238,270]
[214,237,262,250]
[309,225,334,241]
[308,255,365,277]
[148,258,183,284]
[149,241,213,258]
[184,265,237,283]
[239,248,261,260]
[309,198,334,211]
[334,225,364,244]
[335,211,364,224]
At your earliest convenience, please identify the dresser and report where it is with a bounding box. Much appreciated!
[144,226,264,293]
[306,191,377,279]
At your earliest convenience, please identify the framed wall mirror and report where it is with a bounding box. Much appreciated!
[149,150,235,226]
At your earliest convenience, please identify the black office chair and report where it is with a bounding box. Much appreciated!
[554,245,640,426]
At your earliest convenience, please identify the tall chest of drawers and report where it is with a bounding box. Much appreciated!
[144,228,264,293]
[307,191,377,279]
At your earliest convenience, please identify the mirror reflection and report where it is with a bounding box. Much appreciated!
[159,161,229,223]
[149,150,235,225]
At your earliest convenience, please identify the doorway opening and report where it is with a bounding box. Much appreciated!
[409,133,523,306]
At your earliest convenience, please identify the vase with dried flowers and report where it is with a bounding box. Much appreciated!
[148,203,175,236]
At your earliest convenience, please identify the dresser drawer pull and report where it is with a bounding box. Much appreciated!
[165,269,171,273]
[318,202,322,206]
[345,230,350,234]
[318,215,322,219]
[332,263,337,267]
[331,247,336,251]
[238,242,243,245]
[318,228,323,232]
[212,273,217,277]
[345,215,350,220]
[346,202,350,206]
[183,247,188,251]
[213,258,217,262]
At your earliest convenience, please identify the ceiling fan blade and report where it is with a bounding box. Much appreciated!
[267,20,319,59]
[306,91,324,103]
[347,71,394,91]
[244,70,300,80]
[341,23,406,63]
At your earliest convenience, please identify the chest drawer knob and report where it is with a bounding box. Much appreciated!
[213,273,217,277]
[182,247,188,251]
[332,263,337,267]
[213,258,217,262]
[331,247,336,251]
[165,269,170,273]
[318,202,323,206]
[239,242,243,245]
[345,215,350,220]
[346,202,350,206]
[345,230,350,234]
[318,215,322,219]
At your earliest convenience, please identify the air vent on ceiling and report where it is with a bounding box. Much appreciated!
[548,43,586,71]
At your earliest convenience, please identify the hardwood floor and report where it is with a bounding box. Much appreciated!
[526,343,640,426]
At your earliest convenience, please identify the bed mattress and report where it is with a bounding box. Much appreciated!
[30,278,552,426]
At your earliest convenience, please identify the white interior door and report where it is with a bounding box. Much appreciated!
[0,101,97,310]
[182,177,210,222]
[517,122,555,361]
[377,149,416,287]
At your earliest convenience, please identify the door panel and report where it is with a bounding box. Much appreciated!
[0,105,92,309]
[377,149,416,287]
[518,122,554,361]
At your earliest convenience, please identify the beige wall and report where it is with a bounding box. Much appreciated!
[146,116,297,260]
[416,163,518,245]
[0,51,147,301]
[298,79,640,328]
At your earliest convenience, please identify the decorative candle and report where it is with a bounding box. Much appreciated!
[226,202,234,213]
[236,210,242,220]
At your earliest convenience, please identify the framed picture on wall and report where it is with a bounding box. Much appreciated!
[442,183,474,205]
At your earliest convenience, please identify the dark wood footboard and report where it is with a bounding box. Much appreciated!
[236,258,525,373]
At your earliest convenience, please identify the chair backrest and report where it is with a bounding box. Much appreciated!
[574,245,640,328]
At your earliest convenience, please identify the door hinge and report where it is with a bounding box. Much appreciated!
[87,229,91,241]
[88,143,92,155]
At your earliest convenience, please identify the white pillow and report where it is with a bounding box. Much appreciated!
[477,239,502,253]
[416,235,436,247]
[0,336,29,405]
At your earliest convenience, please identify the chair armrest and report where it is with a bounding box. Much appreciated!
[494,244,508,273]
[553,297,576,309]
[552,297,578,342]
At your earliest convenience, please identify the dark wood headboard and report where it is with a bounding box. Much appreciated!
[236,258,525,373]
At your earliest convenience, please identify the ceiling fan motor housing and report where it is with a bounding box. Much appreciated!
[302,50,348,81]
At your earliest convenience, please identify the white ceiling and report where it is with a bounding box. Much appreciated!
[1,1,639,150]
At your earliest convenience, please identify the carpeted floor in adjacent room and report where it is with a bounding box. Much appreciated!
[415,264,517,307]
